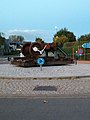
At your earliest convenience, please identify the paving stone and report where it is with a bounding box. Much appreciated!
[0,78,89,97]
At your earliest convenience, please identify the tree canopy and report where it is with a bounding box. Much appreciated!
[0,32,5,46]
[53,35,68,47]
[0,36,5,46]
[53,28,76,47]
[78,33,90,42]
[9,35,24,42]
[35,37,44,43]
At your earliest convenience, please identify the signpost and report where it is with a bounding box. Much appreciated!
[82,43,90,60]
[77,48,83,60]
[77,48,83,54]
[82,43,90,48]
[37,58,45,71]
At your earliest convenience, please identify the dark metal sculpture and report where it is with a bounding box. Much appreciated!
[11,42,74,67]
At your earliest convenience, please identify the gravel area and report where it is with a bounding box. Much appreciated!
[0,63,90,78]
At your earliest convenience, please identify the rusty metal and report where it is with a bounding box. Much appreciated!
[11,42,74,67]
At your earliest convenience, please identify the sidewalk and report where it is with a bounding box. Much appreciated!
[0,63,90,79]
[77,60,90,64]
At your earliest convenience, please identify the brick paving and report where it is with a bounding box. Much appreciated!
[0,63,90,98]
[0,78,90,98]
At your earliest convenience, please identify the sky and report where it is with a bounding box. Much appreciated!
[0,0,90,42]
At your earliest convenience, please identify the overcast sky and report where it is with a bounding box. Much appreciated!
[0,0,90,42]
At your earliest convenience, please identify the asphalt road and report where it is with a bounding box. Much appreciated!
[0,98,90,120]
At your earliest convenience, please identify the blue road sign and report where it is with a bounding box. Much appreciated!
[82,43,90,48]
[37,58,45,65]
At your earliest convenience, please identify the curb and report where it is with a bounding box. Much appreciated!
[0,75,90,80]
[77,60,90,64]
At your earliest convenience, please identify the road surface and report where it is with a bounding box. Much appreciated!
[0,98,90,120]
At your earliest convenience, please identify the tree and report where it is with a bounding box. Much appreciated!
[0,36,5,46]
[9,35,24,42]
[78,33,90,42]
[0,32,5,37]
[54,28,76,43]
[35,37,44,43]
[53,35,69,47]
[0,32,5,46]
[17,36,24,42]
